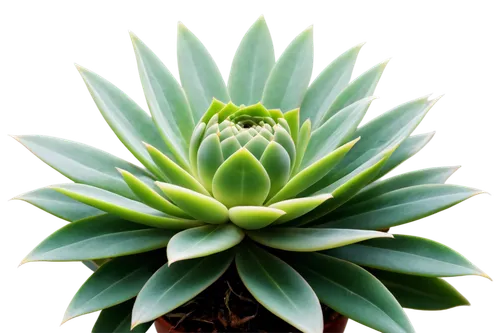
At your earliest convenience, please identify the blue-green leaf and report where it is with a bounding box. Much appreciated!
[92,300,152,333]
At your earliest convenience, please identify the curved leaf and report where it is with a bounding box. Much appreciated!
[269,194,332,224]
[132,250,234,328]
[228,206,285,230]
[262,27,314,111]
[290,253,414,333]
[213,148,271,207]
[92,300,152,333]
[291,119,311,175]
[156,182,229,224]
[260,141,291,199]
[177,23,229,119]
[188,122,206,177]
[236,242,323,333]
[22,215,175,262]
[324,235,488,278]
[249,227,392,252]
[167,224,244,263]
[197,133,224,191]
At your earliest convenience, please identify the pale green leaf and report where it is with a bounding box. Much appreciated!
[228,206,285,230]
[269,194,332,224]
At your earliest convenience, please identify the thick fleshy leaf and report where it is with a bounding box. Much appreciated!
[324,234,488,278]
[52,184,200,229]
[212,148,271,207]
[156,183,228,224]
[304,97,374,167]
[345,166,459,206]
[92,300,152,333]
[167,224,244,263]
[284,108,300,143]
[248,228,392,252]
[301,43,363,127]
[189,122,206,177]
[262,27,314,111]
[228,206,285,230]
[291,120,311,175]
[236,242,323,333]
[145,143,209,196]
[177,23,229,119]
[371,269,470,310]
[197,133,224,191]
[77,65,174,177]
[321,184,483,230]
[132,250,234,328]
[319,60,389,124]
[117,169,191,218]
[22,215,175,262]
[260,141,291,199]
[130,33,193,163]
[228,16,275,105]
[269,194,332,224]
[12,135,155,200]
[63,254,160,323]
[13,187,104,222]
[266,138,359,205]
[290,253,414,333]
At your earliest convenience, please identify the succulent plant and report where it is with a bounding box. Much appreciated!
[12,16,488,333]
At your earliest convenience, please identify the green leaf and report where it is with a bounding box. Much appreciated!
[132,250,234,328]
[304,97,374,167]
[177,23,229,119]
[321,184,483,230]
[301,43,363,127]
[189,122,206,177]
[130,32,194,164]
[92,300,152,333]
[22,215,175,263]
[156,182,229,224]
[248,228,392,252]
[212,148,271,207]
[228,206,285,230]
[167,224,244,263]
[284,108,300,143]
[266,138,358,205]
[324,234,488,278]
[76,65,174,178]
[117,169,191,218]
[269,194,332,224]
[228,16,275,105]
[145,143,210,196]
[262,27,314,111]
[12,135,156,200]
[345,166,459,206]
[52,183,200,229]
[260,141,291,199]
[63,254,160,323]
[200,98,226,124]
[13,187,104,222]
[290,253,414,333]
[319,60,389,124]
[291,120,311,175]
[197,133,224,192]
[370,269,470,310]
[236,242,323,333]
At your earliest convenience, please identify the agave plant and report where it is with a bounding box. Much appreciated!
[13,16,488,333]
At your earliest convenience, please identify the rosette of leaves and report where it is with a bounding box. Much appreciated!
[13,17,488,333]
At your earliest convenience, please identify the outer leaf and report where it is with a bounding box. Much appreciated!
[63,255,160,323]
[262,27,314,111]
[22,215,175,263]
[228,206,285,230]
[290,253,414,333]
[269,194,332,224]
[77,65,174,178]
[324,235,488,278]
[13,187,104,222]
[236,242,323,333]
[12,135,155,200]
[247,228,392,252]
[177,23,229,119]
[321,184,483,230]
[130,33,194,163]
[132,251,234,328]
[371,269,470,310]
[156,183,229,224]
[228,16,275,105]
[301,43,363,127]
[52,184,200,229]
[213,148,271,207]
[92,300,152,333]
[167,224,244,263]
[266,138,358,205]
